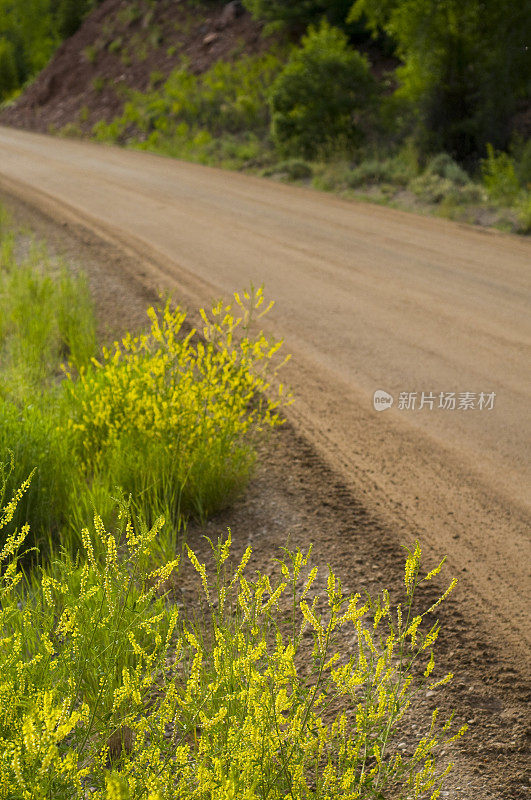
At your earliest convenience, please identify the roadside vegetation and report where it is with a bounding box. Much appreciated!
[1,0,529,232]
[1,477,465,799]
[0,203,466,799]
[0,206,289,556]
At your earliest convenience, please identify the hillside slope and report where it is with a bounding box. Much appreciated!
[1,0,528,233]
[0,0,267,135]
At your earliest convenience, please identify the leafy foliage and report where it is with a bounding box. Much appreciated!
[481,144,523,204]
[349,0,531,161]
[55,0,92,38]
[243,0,354,31]
[269,21,375,158]
[0,476,465,798]
[0,211,291,553]
[0,0,106,97]
[0,38,18,100]
[63,289,290,524]
[0,0,57,90]
[92,51,284,150]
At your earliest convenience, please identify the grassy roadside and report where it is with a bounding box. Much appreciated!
[0,206,289,558]
[0,207,467,798]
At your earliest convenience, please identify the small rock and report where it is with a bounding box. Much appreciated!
[203,32,219,46]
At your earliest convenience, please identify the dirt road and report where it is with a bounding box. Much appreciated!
[1,125,530,665]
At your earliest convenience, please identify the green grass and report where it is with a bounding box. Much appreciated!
[91,50,286,170]
[0,479,465,798]
[0,209,96,552]
[0,210,290,557]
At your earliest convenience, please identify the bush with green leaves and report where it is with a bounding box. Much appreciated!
[407,153,485,205]
[92,51,285,168]
[0,37,18,100]
[512,138,531,190]
[481,143,523,204]
[0,472,466,799]
[349,0,529,161]
[269,20,376,158]
[347,156,414,188]
[262,158,314,180]
[424,153,470,186]
[243,0,354,32]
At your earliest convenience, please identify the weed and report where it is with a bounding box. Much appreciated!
[83,44,98,64]
[108,37,124,55]
[516,194,531,234]
[78,105,90,123]
[263,159,313,180]
[63,289,291,527]
[481,143,521,204]
[92,75,106,94]
[117,3,142,27]
[59,122,83,138]
[149,70,165,89]
[347,157,414,188]
[424,153,470,185]
[0,476,465,798]
[0,224,96,394]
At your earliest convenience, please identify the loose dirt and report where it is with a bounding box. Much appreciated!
[1,186,529,800]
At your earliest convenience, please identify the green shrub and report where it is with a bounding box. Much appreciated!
[347,157,414,188]
[269,21,375,158]
[0,37,17,100]
[108,36,123,54]
[0,410,78,554]
[0,478,466,798]
[516,194,531,234]
[56,0,91,39]
[263,158,313,180]
[481,143,521,204]
[350,0,529,161]
[513,138,531,190]
[243,0,354,31]
[425,153,470,185]
[92,50,284,164]
[409,172,484,205]
[63,289,290,526]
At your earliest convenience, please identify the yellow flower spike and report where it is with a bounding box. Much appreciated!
[423,555,447,582]
[404,540,422,594]
[428,672,453,690]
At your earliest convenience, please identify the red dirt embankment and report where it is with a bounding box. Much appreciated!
[0,0,267,135]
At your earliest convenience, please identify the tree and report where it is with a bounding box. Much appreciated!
[269,20,376,157]
[55,0,92,39]
[0,38,18,100]
[243,0,354,33]
[349,0,531,161]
